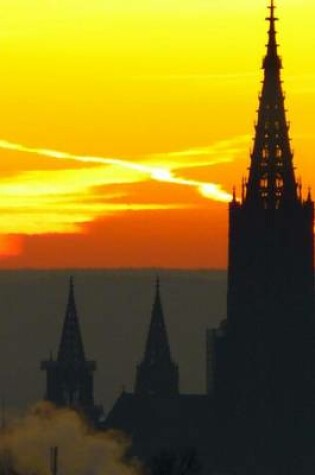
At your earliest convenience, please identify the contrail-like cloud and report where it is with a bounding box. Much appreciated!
[0,138,240,247]
[147,135,249,169]
[0,139,232,203]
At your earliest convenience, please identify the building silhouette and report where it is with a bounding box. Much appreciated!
[135,277,179,396]
[104,278,212,469]
[36,1,315,472]
[41,277,102,426]
[207,1,315,471]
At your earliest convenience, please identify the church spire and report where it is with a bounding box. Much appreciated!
[223,2,315,465]
[264,0,279,69]
[143,276,172,364]
[135,277,179,396]
[245,0,297,208]
[41,278,101,426]
[57,276,85,364]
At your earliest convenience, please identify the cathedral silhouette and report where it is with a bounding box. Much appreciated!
[41,1,315,473]
[41,277,102,424]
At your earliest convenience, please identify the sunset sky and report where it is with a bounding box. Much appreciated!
[0,0,314,268]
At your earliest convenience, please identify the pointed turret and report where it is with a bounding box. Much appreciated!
[143,277,173,366]
[57,277,85,364]
[135,277,179,396]
[41,278,102,426]
[245,0,297,208]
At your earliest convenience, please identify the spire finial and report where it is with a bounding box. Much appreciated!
[269,0,275,19]
[69,275,74,292]
[67,276,76,309]
[267,0,277,25]
[265,0,279,54]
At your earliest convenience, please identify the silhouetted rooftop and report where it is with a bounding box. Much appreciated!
[104,392,214,466]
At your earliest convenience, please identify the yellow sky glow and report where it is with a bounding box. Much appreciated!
[0,139,233,237]
[0,0,313,265]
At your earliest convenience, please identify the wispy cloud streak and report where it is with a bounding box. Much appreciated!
[147,135,250,169]
[0,136,243,247]
[0,138,234,203]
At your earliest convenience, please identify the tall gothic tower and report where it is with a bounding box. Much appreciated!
[41,278,101,425]
[211,1,315,470]
[135,278,179,396]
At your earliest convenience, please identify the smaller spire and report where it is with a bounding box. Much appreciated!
[135,277,179,396]
[57,277,85,364]
[143,276,171,364]
[40,279,101,425]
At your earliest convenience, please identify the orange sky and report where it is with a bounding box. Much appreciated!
[0,0,314,268]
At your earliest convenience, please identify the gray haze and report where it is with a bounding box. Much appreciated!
[0,270,226,415]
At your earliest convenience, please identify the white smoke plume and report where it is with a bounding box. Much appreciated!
[0,403,141,475]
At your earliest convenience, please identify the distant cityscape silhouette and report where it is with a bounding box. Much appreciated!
[2,1,314,474]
